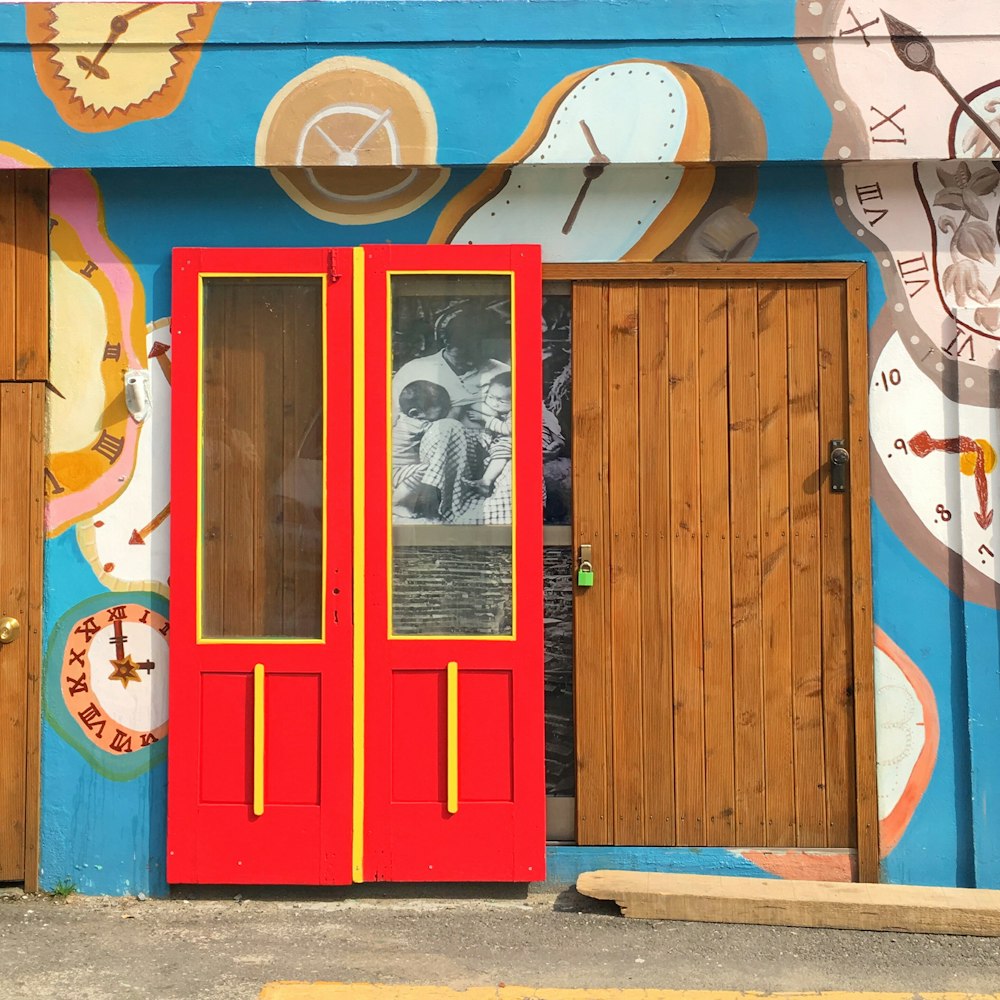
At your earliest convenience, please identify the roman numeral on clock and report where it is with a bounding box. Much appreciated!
[870,104,906,144]
[855,182,888,225]
[44,467,65,496]
[896,253,930,296]
[839,7,879,45]
[92,430,124,464]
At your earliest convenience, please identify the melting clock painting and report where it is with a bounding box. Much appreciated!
[0,0,996,895]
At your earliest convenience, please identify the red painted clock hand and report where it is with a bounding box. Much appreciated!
[908,430,993,528]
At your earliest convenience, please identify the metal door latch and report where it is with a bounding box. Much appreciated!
[830,439,850,493]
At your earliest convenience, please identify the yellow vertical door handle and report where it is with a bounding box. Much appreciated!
[253,663,265,816]
[447,660,458,814]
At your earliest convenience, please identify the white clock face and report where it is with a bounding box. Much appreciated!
[522,62,693,166]
[803,0,1000,161]
[835,160,1000,394]
[77,320,172,597]
[870,325,1000,606]
[450,164,690,262]
[437,61,713,261]
[90,621,170,733]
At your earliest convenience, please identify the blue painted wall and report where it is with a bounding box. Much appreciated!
[5,0,995,893]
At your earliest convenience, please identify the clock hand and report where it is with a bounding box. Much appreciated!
[349,108,392,155]
[314,125,348,159]
[881,9,1000,154]
[579,119,610,164]
[109,618,128,661]
[562,122,612,235]
[75,4,162,81]
[562,174,594,235]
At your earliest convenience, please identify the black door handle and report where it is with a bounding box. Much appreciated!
[830,439,849,493]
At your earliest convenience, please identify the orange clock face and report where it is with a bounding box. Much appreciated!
[256,56,449,224]
[26,2,219,133]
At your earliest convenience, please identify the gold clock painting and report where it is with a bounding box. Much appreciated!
[26,2,219,132]
[256,56,450,224]
[46,169,150,535]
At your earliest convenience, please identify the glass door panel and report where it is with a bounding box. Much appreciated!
[388,273,515,637]
[200,276,325,641]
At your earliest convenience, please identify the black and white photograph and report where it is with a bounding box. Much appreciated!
[389,281,572,528]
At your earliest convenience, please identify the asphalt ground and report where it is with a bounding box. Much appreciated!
[1,885,999,999]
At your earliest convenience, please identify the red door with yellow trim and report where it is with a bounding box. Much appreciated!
[167,247,355,885]
[359,245,545,882]
[167,244,544,884]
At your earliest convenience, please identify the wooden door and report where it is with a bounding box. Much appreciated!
[0,170,47,887]
[359,244,546,882]
[167,248,355,885]
[571,267,878,881]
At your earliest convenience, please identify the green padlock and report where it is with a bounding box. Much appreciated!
[577,560,595,587]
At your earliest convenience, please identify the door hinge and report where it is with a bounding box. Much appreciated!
[327,250,340,285]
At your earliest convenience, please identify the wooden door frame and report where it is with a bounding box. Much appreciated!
[0,168,47,892]
[546,261,878,883]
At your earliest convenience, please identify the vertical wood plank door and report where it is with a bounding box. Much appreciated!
[0,383,44,881]
[0,169,47,886]
[0,171,48,382]
[167,248,356,885]
[572,271,877,880]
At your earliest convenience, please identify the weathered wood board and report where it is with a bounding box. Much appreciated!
[577,870,1000,936]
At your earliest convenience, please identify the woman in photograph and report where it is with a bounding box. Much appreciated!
[391,304,512,524]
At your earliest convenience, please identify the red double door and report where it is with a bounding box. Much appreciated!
[167,245,544,884]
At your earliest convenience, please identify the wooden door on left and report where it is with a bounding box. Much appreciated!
[0,169,47,887]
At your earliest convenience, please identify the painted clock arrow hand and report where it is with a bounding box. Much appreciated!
[908,430,993,528]
[882,9,1000,155]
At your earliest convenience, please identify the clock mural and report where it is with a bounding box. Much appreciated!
[256,56,450,224]
[76,319,172,598]
[800,0,1000,608]
[801,1,1000,162]
[25,2,219,133]
[46,170,148,536]
[44,593,169,781]
[429,59,765,262]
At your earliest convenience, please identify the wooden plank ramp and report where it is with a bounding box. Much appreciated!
[577,870,1000,936]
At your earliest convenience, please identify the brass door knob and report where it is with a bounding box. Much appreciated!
[0,616,21,644]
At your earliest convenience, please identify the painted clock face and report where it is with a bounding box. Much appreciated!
[77,320,172,599]
[46,593,170,780]
[873,627,938,855]
[256,56,449,224]
[869,309,1000,606]
[26,2,219,132]
[430,61,714,262]
[46,170,148,536]
[834,160,1000,394]
[802,0,1000,162]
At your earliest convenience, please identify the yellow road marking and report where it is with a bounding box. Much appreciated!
[259,985,1000,1000]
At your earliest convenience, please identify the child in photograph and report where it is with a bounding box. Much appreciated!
[466,371,513,497]
[392,379,453,517]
